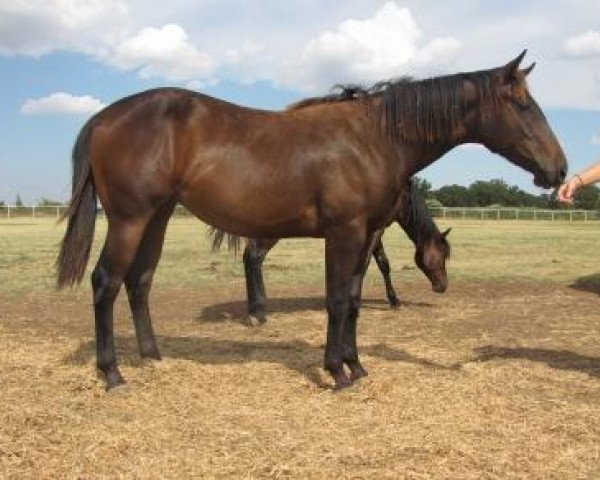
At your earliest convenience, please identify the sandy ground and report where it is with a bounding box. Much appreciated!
[1,280,599,478]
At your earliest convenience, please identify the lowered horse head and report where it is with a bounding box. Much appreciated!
[399,182,451,293]
[414,227,451,293]
[466,50,567,188]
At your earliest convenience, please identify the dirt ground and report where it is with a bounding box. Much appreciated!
[1,280,599,478]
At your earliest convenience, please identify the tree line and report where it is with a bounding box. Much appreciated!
[3,180,600,210]
[413,178,600,210]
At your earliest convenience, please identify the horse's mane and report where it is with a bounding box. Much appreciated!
[401,180,450,256]
[286,85,370,110]
[288,70,501,145]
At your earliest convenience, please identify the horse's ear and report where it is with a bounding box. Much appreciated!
[522,62,536,77]
[441,227,452,238]
[503,49,527,81]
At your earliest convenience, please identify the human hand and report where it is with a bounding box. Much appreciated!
[557,176,583,204]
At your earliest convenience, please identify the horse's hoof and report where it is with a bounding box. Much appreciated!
[388,297,400,309]
[244,314,267,327]
[106,382,129,394]
[333,372,353,391]
[349,365,368,382]
[104,369,126,391]
[140,346,162,361]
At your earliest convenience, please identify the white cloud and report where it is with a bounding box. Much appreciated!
[0,3,215,82]
[0,0,128,56]
[458,143,487,151]
[562,30,600,58]
[591,132,600,145]
[105,24,216,81]
[20,92,106,115]
[281,2,461,91]
[226,40,265,64]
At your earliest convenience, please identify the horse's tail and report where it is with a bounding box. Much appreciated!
[56,119,97,288]
[207,227,244,254]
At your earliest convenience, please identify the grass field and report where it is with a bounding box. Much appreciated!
[1,217,599,294]
[1,218,599,478]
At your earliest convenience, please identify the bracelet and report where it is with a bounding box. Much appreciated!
[574,174,584,186]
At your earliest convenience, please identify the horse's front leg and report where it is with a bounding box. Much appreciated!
[343,230,381,381]
[324,221,367,390]
[372,239,400,308]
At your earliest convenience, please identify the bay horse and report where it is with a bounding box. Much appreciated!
[57,51,567,390]
[209,179,451,324]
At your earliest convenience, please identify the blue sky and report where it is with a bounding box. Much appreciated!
[1,0,600,204]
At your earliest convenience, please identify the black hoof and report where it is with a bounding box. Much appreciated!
[388,297,400,309]
[349,364,368,382]
[104,369,126,391]
[331,371,353,391]
[140,348,162,361]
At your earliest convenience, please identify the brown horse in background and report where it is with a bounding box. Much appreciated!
[57,51,567,390]
[210,179,451,324]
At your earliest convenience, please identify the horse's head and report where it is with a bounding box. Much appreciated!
[471,50,567,188]
[415,227,451,293]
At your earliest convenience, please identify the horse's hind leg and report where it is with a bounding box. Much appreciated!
[372,239,400,308]
[124,201,175,359]
[92,216,150,389]
[243,238,278,324]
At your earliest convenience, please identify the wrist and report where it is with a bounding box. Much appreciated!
[574,174,584,187]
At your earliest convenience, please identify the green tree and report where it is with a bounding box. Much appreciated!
[412,176,432,199]
[15,194,23,207]
[574,185,600,210]
[434,184,472,207]
[468,179,512,206]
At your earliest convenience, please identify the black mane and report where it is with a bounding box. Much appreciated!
[288,70,501,145]
[401,180,450,256]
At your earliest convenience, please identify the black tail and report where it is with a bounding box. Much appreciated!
[56,119,97,288]
[206,227,243,254]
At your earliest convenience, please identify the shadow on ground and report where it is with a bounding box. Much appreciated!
[468,345,600,378]
[64,337,452,389]
[569,273,600,295]
[197,295,433,323]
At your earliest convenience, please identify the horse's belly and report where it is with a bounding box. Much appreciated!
[178,178,321,238]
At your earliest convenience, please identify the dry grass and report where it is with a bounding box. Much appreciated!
[1,218,599,478]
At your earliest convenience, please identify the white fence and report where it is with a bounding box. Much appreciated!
[429,207,600,221]
[0,205,66,219]
[0,205,599,222]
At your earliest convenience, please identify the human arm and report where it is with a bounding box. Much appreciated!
[557,160,600,204]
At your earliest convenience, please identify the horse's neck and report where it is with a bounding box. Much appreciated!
[401,140,466,178]
[397,199,439,247]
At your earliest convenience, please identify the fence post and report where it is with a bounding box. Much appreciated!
[7,205,10,219]
[32,206,35,219]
